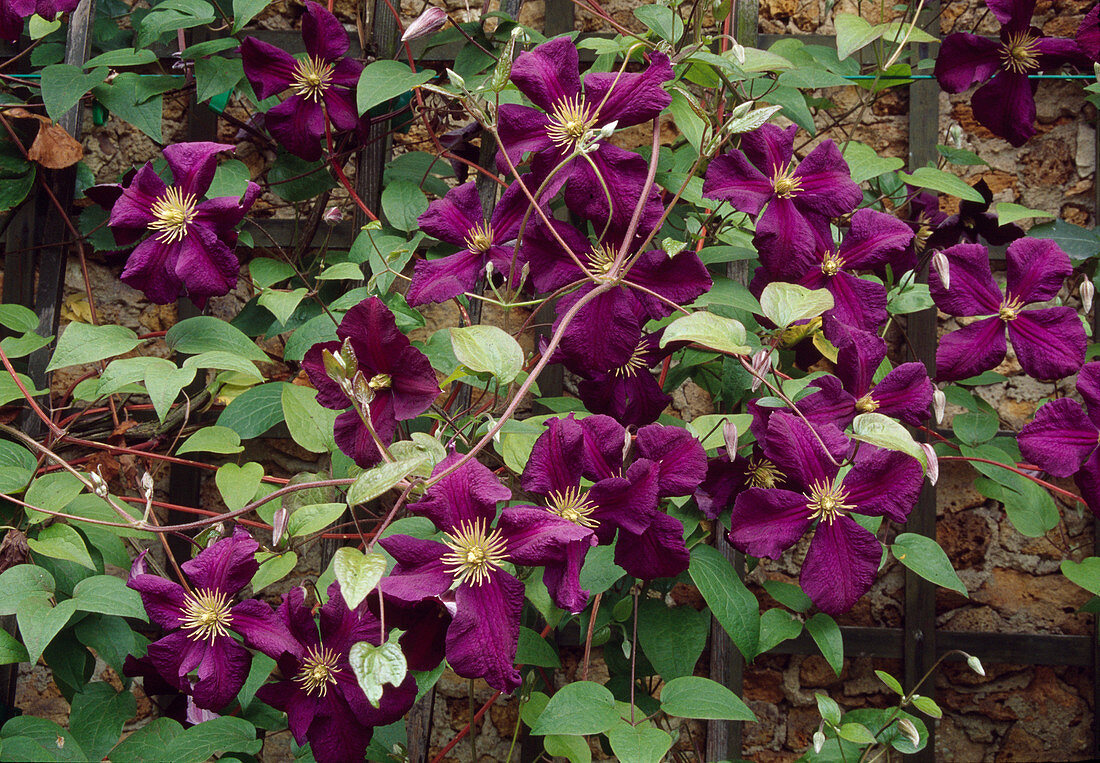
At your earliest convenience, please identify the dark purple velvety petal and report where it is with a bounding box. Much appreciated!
[194,183,260,235]
[634,424,707,497]
[378,535,454,604]
[739,123,796,178]
[798,376,858,430]
[418,182,483,247]
[929,243,1003,317]
[1078,5,1100,61]
[406,249,483,306]
[392,599,450,672]
[800,515,881,616]
[338,297,409,374]
[256,678,318,746]
[301,340,348,410]
[127,574,186,630]
[871,363,933,426]
[489,178,540,243]
[1075,448,1100,516]
[694,454,747,520]
[498,506,594,611]
[755,197,824,281]
[181,527,259,595]
[588,459,660,541]
[447,573,523,692]
[701,149,774,216]
[390,346,441,420]
[497,104,556,168]
[411,451,510,532]
[1008,307,1086,380]
[510,36,581,112]
[145,630,206,696]
[523,220,589,294]
[1019,398,1098,477]
[194,634,252,710]
[1005,237,1072,304]
[792,140,862,219]
[935,316,1007,382]
[110,164,163,234]
[240,37,298,99]
[322,86,360,132]
[584,51,673,129]
[624,248,713,319]
[829,320,886,397]
[301,1,350,61]
[823,271,888,332]
[562,143,664,231]
[120,238,183,304]
[577,369,671,427]
[523,414,586,497]
[933,33,1003,92]
[970,70,1037,147]
[727,487,812,558]
[615,511,690,580]
[333,408,388,468]
[762,411,846,491]
[554,286,643,371]
[838,208,915,271]
[266,96,326,162]
[163,142,233,198]
[540,536,592,612]
[1077,362,1100,424]
[842,447,923,522]
[230,598,298,659]
[577,414,628,480]
[172,224,241,303]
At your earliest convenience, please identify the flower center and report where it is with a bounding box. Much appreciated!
[442,519,509,586]
[464,222,494,253]
[1001,31,1042,74]
[998,296,1024,321]
[914,215,933,253]
[820,251,845,277]
[292,55,335,101]
[747,457,781,489]
[771,163,803,199]
[294,645,342,697]
[805,480,854,523]
[368,373,392,390]
[855,394,879,412]
[149,187,198,244]
[586,244,617,279]
[546,95,597,149]
[612,340,649,378]
[181,588,233,643]
[546,486,599,528]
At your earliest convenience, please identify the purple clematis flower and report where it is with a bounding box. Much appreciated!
[572,327,674,427]
[497,37,670,230]
[0,0,78,42]
[903,187,947,257]
[930,238,1085,381]
[241,2,363,161]
[1019,361,1100,514]
[799,320,933,429]
[381,453,594,692]
[703,124,862,270]
[1079,5,1100,62]
[302,297,441,467]
[728,412,923,614]
[409,180,538,305]
[926,179,1024,251]
[525,223,711,370]
[695,445,787,520]
[127,528,294,710]
[107,142,259,305]
[255,584,417,763]
[934,0,1085,146]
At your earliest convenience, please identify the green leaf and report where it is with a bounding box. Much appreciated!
[349,637,408,707]
[838,722,877,745]
[667,90,706,152]
[206,159,252,200]
[317,261,364,280]
[92,75,165,142]
[0,440,35,494]
[517,626,560,668]
[357,61,434,115]
[0,565,55,615]
[16,595,77,662]
[267,152,336,202]
[283,314,340,362]
[689,544,759,660]
[659,675,756,721]
[83,48,158,68]
[1061,557,1100,595]
[636,599,709,680]
[606,721,673,763]
[24,472,86,525]
[543,735,591,763]
[166,316,268,362]
[281,383,337,454]
[216,462,264,511]
[162,716,262,763]
[0,629,27,665]
[659,311,750,355]
[899,168,984,203]
[142,361,196,422]
[834,13,882,60]
[135,0,216,48]
[251,551,297,592]
[876,669,904,695]
[816,692,843,725]
[891,533,968,596]
[0,305,40,334]
[232,0,269,32]
[217,382,287,439]
[40,64,107,122]
[381,179,429,232]
[758,283,834,329]
[910,694,942,719]
[0,716,87,761]
[994,202,1053,225]
[74,615,136,675]
[72,574,147,620]
[109,718,184,763]
[28,524,96,570]
[851,412,927,473]
[952,411,998,446]
[761,580,812,612]
[46,322,139,371]
[69,683,137,761]
[194,56,243,103]
[450,325,525,384]
[841,141,904,183]
[287,502,345,537]
[633,4,684,41]
[346,457,426,507]
[1028,219,1100,262]
[757,608,803,654]
[0,372,46,407]
[530,680,620,736]
[577,544,625,596]
[805,612,843,675]
[333,547,388,609]
[936,144,988,166]
[258,288,309,325]
[177,425,244,455]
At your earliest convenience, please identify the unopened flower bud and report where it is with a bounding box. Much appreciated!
[730,100,753,119]
[920,443,939,486]
[897,718,921,747]
[948,123,964,149]
[140,471,154,501]
[89,468,109,499]
[931,250,950,290]
[485,260,496,280]
[491,28,518,91]
[966,653,985,676]
[272,507,289,548]
[340,337,358,379]
[352,371,376,410]
[595,120,618,141]
[812,729,826,754]
[401,6,448,42]
[933,388,946,425]
[323,207,344,224]
[723,420,739,454]
[730,40,746,65]
[446,68,466,90]
[750,349,770,392]
[1082,279,1095,314]
[128,548,149,581]
[322,348,347,384]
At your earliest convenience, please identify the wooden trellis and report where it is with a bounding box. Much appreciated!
[4,0,1100,760]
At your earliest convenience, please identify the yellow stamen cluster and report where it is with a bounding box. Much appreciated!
[181,589,233,643]
[546,95,597,148]
[586,244,617,279]
[747,457,782,489]
[613,340,649,378]
[820,251,845,277]
[149,187,198,244]
[294,645,342,697]
[546,486,599,528]
[998,296,1024,321]
[805,480,854,524]
[292,56,336,101]
[855,394,879,413]
[1001,31,1042,74]
[368,373,392,391]
[465,222,494,252]
[771,163,803,199]
[442,519,509,587]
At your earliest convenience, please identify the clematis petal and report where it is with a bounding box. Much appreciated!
[333,407,390,468]
[577,368,671,427]
[614,511,690,580]
[1075,448,1100,516]
[970,70,1037,147]
[378,535,455,604]
[1019,398,1099,477]
[583,51,673,128]
[1005,237,1072,304]
[577,414,628,480]
[256,678,318,745]
[694,454,749,520]
[755,198,826,281]
[509,36,581,112]
[935,316,1007,382]
[446,572,524,692]
[929,243,1003,316]
[563,143,664,231]
[194,183,261,235]
[120,238,184,304]
[410,452,511,532]
[933,33,1003,92]
[624,248,713,320]
[634,424,708,497]
[739,123,796,178]
[727,487,812,558]
[762,411,847,491]
[827,319,886,397]
[418,182,484,247]
[554,286,643,371]
[498,506,594,612]
[240,37,299,99]
[522,221,589,294]
[231,599,298,659]
[110,164,164,233]
[985,0,1036,28]
[497,104,556,168]
[181,527,260,595]
[172,224,241,304]
[265,96,326,161]
[301,1,350,61]
[127,574,187,630]
[1077,362,1100,426]
[792,140,862,219]
[1007,307,1086,381]
[523,414,586,496]
[588,459,660,540]
[192,634,252,710]
[322,86,361,132]
[870,363,934,426]
[838,208,915,271]
[301,340,350,409]
[800,515,881,615]
[163,142,234,198]
[406,249,483,306]
[389,345,441,420]
[145,630,207,695]
[823,270,889,332]
[798,376,858,430]
[842,447,923,522]
[701,149,774,217]
[1078,5,1100,62]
